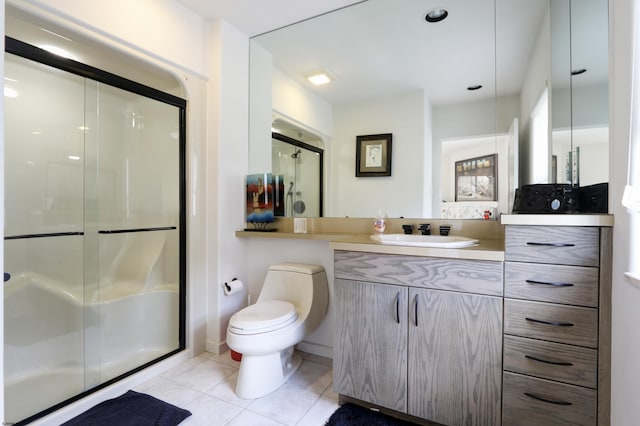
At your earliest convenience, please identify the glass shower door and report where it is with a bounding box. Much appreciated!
[86,82,182,384]
[4,54,87,422]
[4,46,184,424]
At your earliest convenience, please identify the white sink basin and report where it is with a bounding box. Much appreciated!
[370,234,479,248]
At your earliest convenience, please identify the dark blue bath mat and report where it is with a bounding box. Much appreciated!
[325,403,418,426]
[61,390,191,426]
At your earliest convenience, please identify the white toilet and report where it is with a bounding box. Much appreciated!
[226,262,329,399]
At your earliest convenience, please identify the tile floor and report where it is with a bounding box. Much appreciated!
[134,350,339,426]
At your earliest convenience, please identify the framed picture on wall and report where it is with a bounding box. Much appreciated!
[455,154,497,201]
[356,133,392,177]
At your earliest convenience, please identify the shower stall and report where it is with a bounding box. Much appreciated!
[4,38,185,424]
[272,133,323,217]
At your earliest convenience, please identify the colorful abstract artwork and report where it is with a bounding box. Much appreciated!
[246,173,275,229]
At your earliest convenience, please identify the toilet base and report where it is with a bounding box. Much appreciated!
[234,347,301,399]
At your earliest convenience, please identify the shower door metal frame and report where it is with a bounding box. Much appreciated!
[4,36,187,424]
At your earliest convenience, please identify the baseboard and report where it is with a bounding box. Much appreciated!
[296,341,333,359]
[206,339,229,355]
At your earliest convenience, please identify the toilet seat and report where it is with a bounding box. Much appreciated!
[229,300,298,335]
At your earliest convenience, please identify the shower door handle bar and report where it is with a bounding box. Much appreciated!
[4,232,84,240]
[98,226,177,234]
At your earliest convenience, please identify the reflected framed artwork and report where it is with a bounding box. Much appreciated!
[455,154,497,201]
[356,133,392,177]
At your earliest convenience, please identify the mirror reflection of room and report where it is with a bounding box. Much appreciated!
[249,0,609,219]
[271,119,324,217]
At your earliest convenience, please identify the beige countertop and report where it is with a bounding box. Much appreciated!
[501,214,614,227]
[236,230,505,261]
[236,214,614,262]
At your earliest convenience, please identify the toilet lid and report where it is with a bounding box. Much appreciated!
[229,300,298,335]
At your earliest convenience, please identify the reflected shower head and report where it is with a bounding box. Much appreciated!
[291,149,301,159]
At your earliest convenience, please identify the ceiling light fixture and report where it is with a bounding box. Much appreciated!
[305,69,336,86]
[425,8,448,23]
[467,84,483,91]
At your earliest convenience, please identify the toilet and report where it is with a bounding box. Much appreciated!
[226,262,329,399]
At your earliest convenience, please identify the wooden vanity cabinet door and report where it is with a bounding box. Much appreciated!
[408,288,503,426]
[333,279,408,413]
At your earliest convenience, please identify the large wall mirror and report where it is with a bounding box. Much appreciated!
[249,0,608,219]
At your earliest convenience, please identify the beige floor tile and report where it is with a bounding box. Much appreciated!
[181,393,244,425]
[227,409,287,426]
[296,393,340,426]
[167,358,237,392]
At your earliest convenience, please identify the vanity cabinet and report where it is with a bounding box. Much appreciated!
[502,225,612,426]
[333,251,503,426]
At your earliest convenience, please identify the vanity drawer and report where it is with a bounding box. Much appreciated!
[333,251,503,296]
[504,299,598,348]
[505,226,599,267]
[503,335,597,388]
[505,262,599,307]
[502,372,596,426]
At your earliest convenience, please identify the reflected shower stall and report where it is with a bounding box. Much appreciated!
[272,134,323,217]
[4,39,185,424]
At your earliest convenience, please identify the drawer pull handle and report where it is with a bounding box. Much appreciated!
[396,292,400,324]
[525,354,574,366]
[526,279,574,287]
[414,294,419,327]
[526,242,576,247]
[525,317,574,327]
[524,392,573,406]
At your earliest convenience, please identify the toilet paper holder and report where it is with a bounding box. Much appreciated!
[223,277,244,296]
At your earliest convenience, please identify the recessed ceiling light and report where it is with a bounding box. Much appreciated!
[425,8,448,23]
[467,84,483,91]
[305,69,336,86]
[571,68,587,76]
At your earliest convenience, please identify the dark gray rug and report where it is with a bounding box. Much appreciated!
[325,403,418,425]
[61,390,191,426]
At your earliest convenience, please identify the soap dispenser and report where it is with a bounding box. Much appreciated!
[373,210,387,234]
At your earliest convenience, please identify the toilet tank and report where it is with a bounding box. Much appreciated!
[257,263,327,316]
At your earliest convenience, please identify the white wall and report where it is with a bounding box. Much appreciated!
[331,91,426,218]
[610,1,640,425]
[206,19,250,353]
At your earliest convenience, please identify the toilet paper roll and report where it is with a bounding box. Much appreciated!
[223,278,244,296]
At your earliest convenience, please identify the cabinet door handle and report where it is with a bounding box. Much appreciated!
[414,294,419,327]
[526,242,576,247]
[525,317,574,327]
[395,292,400,324]
[525,354,574,366]
[526,279,574,287]
[524,392,573,406]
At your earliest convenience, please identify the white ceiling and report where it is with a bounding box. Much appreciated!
[175,0,363,37]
